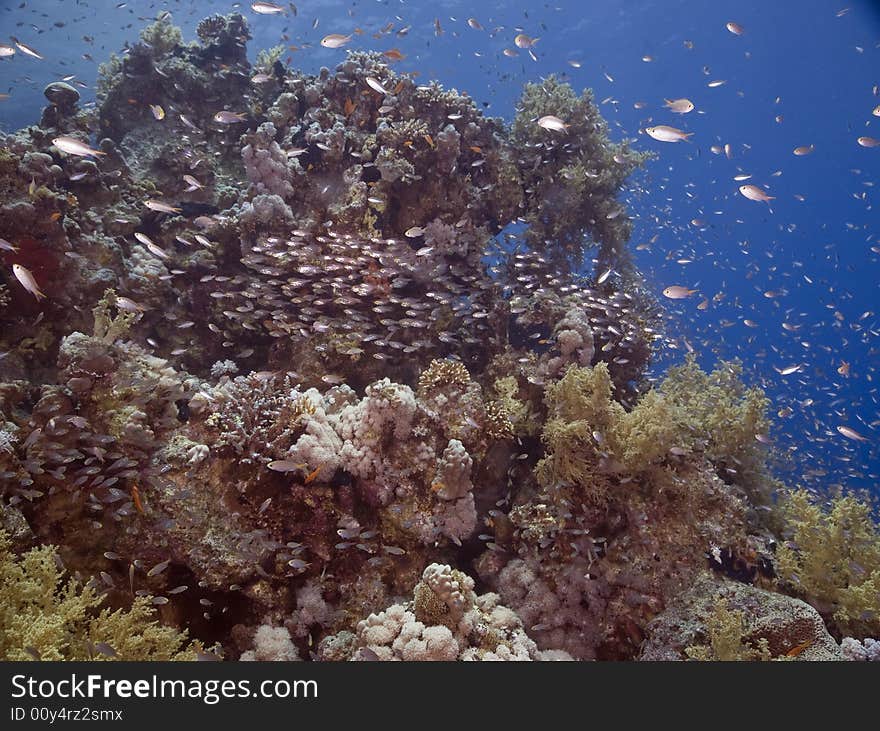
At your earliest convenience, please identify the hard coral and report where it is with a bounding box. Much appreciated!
[319,563,560,661]
[641,573,841,661]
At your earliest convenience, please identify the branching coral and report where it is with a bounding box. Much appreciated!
[775,490,880,638]
[0,531,196,660]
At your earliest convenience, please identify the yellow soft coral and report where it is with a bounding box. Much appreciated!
[660,355,769,489]
[684,598,771,661]
[536,363,688,496]
[776,490,880,637]
[0,531,198,661]
[535,357,772,505]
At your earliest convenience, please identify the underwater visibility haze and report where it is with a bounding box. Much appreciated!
[0,0,878,662]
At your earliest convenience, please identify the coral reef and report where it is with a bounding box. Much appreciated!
[639,573,842,661]
[0,530,197,661]
[0,10,875,664]
[510,75,652,276]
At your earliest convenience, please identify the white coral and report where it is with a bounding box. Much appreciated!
[289,379,416,481]
[394,622,459,661]
[841,636,880,661]
[547,305,595,376]
[186,443,209,465]
[433,439,473,500]
[238,193,295,228]
[0,425,16,454]
[421,563,475,615]
[242,122,296,198]
[433,493,477,544]
[240,625,300,662]
[331,563,549,661]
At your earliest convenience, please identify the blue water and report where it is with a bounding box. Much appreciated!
[1,0,878,491]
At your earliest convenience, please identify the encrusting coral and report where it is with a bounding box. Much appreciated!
[640,573,841,661]
[683,599,772,661]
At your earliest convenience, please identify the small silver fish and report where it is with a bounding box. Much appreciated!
[537,115,568,132]
[144,199,181,214]
[213,111,247,124]
[12,263,46,300]
[837,425,869,442]
[147,559,170,577]
[251,1,285,14]
[320,34,352,48]
[11,38,44,59]
[267,460,306,472]
[365,76,389,95]
[662,285,698,299]
[183,174,202,191]
[53,136,106,157]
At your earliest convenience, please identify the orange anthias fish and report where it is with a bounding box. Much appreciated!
[382,48,405,62]
[131,485,145,514]
[739,184,775,203]
[784,639,813,657]
[303,465,323,484]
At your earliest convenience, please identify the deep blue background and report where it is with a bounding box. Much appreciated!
[1,0,878,492]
